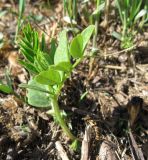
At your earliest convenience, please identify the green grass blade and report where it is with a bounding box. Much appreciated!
[19,0,25,18]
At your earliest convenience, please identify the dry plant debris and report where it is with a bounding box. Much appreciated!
[0,0,148,159]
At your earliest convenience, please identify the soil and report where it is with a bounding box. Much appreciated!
[0,0,148,160]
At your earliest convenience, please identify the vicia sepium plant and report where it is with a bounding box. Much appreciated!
[18,24,95,141]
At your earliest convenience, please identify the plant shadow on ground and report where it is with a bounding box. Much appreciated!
[60,76,96,137]
[99,96,148,159]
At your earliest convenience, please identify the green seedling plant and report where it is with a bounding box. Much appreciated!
[63,0,78,24]
[92,0,104,52]
[113,0,148,49]
[0,70,25,102]
[15,0,25,42]
[17,24,95,142]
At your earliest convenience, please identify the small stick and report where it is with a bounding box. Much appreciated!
[55,141,70,160]
[105,65,126,70]
[128,130,145,160]
[104,45,136,57]
[81,126,91,160]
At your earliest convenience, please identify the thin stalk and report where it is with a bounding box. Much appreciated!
[116,0,124,25]
[103,0,110,28]
[72,57,83,68]
[50,96,76,140]
[68,0,72,19]
[15,0,25,43]
[63,0,67,16]
[73,0,77,21]
[92,0,100,52]
[89,0,100,75]
[122,11,127,40]
[64,0,75,29]
[15,19,21,43]
[55,57,84,98]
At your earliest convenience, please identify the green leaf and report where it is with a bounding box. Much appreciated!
[53,62,72,72]
[41,33,46,51]
[35,51,51,71]
[27,79,51,107]
[19,0,25,18]
[20,48,34,63]
[21,38,33,50]
[80,91,88,101]
[33,31,39,51]
[19,60,38,74]
[81,25,95,50]
[70,140,79,151]
[5,69,13,89]
[92,3,105,16]
[54,30,70,65]
[112,31,122,41]
[35,68,62,85]
[70,34,83,58]
[23,24,32,42]
[135,9,147,21]
[43,53,53,66]
[0,83,12,94]
[34,58,45,72]
[19,83,53,94]
[19,42,35,62]
[0,10,7,18]
[49,39,56,64]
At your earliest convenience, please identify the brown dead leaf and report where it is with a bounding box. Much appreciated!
[126,96,143,127]
[8,51,27,83]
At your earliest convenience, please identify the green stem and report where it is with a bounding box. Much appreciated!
[15,19,20,43]
[63,0,66,16]
[72,57,83,68]
[93,0,100,44]
[122,11,126,40]
[73,0,77,21]
[55,58,83,97]
[50,96,76,140]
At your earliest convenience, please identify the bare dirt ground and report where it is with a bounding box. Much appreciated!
[0,0,148,159]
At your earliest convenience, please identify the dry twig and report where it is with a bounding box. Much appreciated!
[128,131,145,160]
[55,141,70,160]
[81,126,91,160]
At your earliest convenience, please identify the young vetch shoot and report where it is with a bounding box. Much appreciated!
[18,24,95,142]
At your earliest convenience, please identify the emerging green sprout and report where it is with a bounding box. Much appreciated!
[18,24,95,141]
